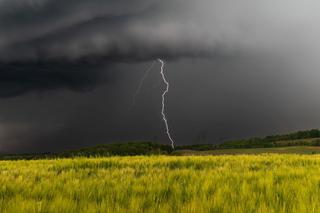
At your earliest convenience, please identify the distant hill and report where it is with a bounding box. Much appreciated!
[219,129,320,149]
[53,129,320,156]
[0,142,173,160]
[62,141,172,157]
[174,146,320,156]
[2,129,320,160]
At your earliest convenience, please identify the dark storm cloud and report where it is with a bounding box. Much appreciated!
[0,0,214,62]
[1,0,319,97]
[0,0,228,97]
[0,62,107,97]
[1,0,320,62]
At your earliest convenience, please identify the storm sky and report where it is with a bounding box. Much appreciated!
[1,0,320,153]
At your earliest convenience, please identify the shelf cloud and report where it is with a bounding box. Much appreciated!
[0,0,320,97]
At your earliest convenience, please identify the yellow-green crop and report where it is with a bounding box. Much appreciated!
[0,155,320,212]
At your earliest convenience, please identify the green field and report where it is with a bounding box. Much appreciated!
[1,155,320,212]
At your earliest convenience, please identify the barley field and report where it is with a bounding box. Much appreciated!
[1,155,320,213]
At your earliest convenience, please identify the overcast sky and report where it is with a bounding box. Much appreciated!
[1,0,320,153]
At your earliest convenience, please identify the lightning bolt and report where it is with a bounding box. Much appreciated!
[158,59,175,149]
[132,61,155,107]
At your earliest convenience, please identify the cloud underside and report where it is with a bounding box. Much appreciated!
[0,0,319,97]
